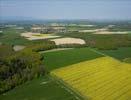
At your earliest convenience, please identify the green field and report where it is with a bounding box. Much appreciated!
[0,28,29,45]
[42,48,103,71]
[99,47,131,62]
[0,75,80,100]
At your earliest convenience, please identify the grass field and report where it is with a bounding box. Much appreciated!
[0,75,80,100]
[51,56,131,100]
[99,47,131,62]
[0,28,29,45]
[42,48,103,71]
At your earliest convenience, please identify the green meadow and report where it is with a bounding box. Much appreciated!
[99,47,131,62]
[0,76,79,100]
[42,48,103,71]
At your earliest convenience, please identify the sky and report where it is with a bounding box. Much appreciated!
[0,0,131,20]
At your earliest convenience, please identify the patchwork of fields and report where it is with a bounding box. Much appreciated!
[1,48,102,100]
[1,22,131,100]
[51,57,131,100]
[1,47,131,100]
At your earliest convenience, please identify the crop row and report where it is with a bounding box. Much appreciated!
[51,57,131,100]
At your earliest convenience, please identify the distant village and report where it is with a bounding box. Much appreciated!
[1,23,122,36]
[31,23,67,33]
[0,23,97,34]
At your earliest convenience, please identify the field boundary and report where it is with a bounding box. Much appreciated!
[48,47,106,100]
[88,48,107,56]
[48,47,123,100]
[89,47,127,62]
[48,74,86,100]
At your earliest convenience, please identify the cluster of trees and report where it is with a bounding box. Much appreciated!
[29,41,56,52]
[0,32,3,37]
[27,40,87,50]
[0,41,56,94]
[57,44,87,48]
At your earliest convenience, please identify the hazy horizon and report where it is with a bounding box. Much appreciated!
[1,0,131,21]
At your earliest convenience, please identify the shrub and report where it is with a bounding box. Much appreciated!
[0,44,45,94]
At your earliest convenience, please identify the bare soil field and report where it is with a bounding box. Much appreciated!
[93,31,129,34]
[21,32,60,40]
[79,30,98,33]
[78,28,107,33]
[51,37,86,45]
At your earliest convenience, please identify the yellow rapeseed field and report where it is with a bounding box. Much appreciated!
[51,57,131,100]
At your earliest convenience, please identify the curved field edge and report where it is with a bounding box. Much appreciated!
[49,74,84,100]
[0,75,79,100]
[51,57,131,100]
